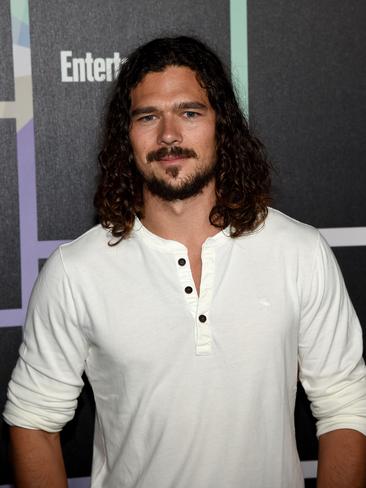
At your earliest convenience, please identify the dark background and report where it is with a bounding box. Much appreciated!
[0,0,14,100]
[1,1,365,485]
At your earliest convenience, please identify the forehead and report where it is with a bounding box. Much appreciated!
[130,66,210,107]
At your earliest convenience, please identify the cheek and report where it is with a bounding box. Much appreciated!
[188,125,215,148]
[199,128,216,155]
[200,120,216,143]
[130,135,148,163]
[130,127,156,159]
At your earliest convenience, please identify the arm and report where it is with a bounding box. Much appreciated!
[297,233,366,485]
[3,250,89,485]
[317,428,366,488]
[10,426,67,488]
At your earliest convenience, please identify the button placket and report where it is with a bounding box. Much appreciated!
[175,252,198,318]
[195,248,215,355]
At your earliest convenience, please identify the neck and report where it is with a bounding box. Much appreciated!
[141,180,220,247]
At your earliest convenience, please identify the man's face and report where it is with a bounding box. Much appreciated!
[129,66,217,201]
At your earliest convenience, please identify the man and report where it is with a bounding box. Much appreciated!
[3,36,366,487]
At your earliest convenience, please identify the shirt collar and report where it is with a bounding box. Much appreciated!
[132,216,231,252]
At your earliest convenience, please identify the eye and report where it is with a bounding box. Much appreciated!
[138,114,156,123]
[184,111,200,119]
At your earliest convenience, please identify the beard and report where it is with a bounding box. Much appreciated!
[142,162,216,201]
[139,145,216,201]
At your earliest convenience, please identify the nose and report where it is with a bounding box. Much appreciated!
[157,115,182,146]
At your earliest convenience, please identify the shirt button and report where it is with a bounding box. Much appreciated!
[178,258,186,266]
[198,314,207,323]
[185,286,193,294]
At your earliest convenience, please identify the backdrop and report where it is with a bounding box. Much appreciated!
[1,1,365,487]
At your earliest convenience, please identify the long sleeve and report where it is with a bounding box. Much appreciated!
[298,232,366,437]
[3,247,89,432]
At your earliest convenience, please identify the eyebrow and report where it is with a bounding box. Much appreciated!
[131,106,157,117]
[130,101,208,118]
[176,101,208,110]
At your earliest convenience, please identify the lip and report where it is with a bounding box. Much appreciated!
[157,156,188,165]
[159,155,187,162]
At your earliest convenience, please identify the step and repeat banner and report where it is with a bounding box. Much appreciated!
[0,1,365,486]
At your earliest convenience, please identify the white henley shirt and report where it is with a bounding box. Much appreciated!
[4,208,366,487]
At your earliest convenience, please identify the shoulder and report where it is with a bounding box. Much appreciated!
[59,224,111,260]
[35,225,108,282]
[235,207,322,260]
[263,207,319,244]
[45,224,132,279]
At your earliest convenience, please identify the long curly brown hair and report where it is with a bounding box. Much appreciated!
[94,36,271,242]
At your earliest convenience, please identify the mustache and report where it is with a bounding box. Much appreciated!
[146,146,198,163]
